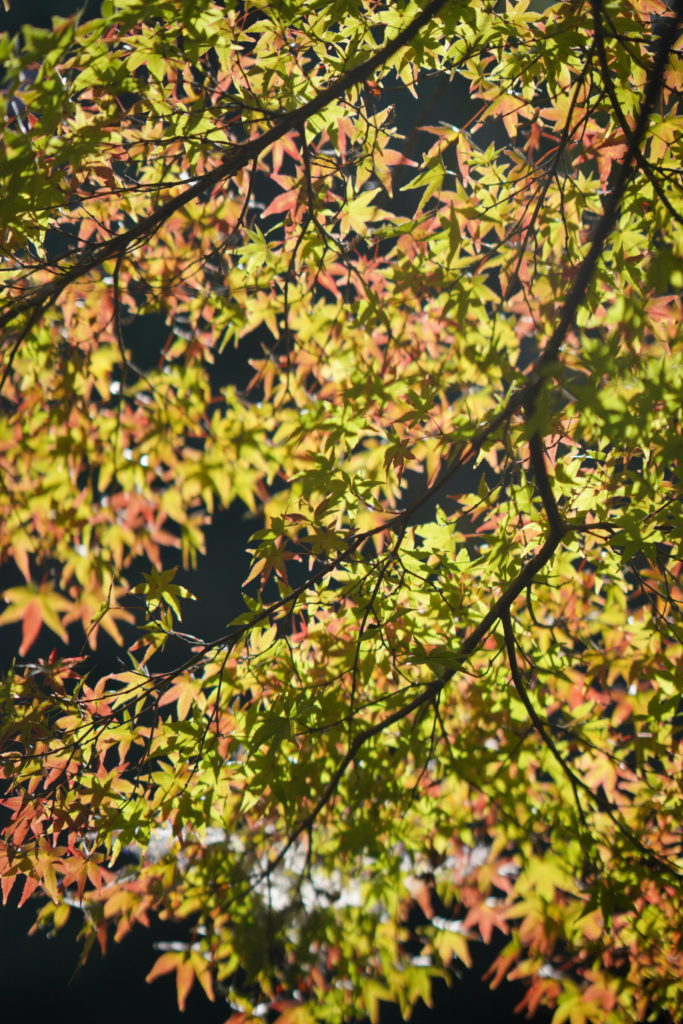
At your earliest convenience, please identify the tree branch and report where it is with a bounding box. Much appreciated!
[524,402,565,539]
[592,0,683,227]
[255,4,683,881]
[501,607,587,823]
[0,0,449,336]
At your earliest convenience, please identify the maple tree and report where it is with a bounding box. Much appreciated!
[1,0,682,1021]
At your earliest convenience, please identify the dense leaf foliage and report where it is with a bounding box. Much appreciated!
[1,0,682,1020]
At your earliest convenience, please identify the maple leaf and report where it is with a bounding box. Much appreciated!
[0,585,72,654]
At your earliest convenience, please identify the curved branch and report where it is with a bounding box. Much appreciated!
[592,0,683,227]
[146,0,683,695]
[258,3,683,879]
[501,607,587,821]
[535,0,683,377]
[0,0,448,341]
[524,399,564,539]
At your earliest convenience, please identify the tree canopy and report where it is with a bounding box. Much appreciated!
[1,0,682,1020]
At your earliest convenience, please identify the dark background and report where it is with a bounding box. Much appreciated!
[0,2,551,1020]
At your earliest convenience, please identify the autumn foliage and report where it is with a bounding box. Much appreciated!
[1,0,683,1021]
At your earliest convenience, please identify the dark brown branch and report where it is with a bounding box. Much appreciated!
[264,524,567,877]
[534,0,683,377]
[348,524,407,733]
[146,0,683,702]
[0,0,448,338]
[257,7,683,880]
[266,503,682,882]
[524,399,565,539]
[409,0,683,521]
[501,608,682,877]
[592,0,683,227]
[501,608,587,822]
